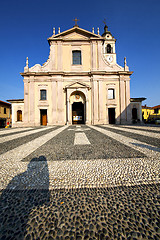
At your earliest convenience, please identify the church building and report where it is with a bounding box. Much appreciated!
[9,21,134,127]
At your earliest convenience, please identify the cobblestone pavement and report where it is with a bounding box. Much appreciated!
[0,125,159,240]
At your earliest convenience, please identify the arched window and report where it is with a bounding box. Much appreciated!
[72,50,81,65]
[40,89,47,100]
[106,44,112,53]
[17,110,22,121]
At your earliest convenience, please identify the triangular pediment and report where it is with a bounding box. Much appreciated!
[48,26,103,41]
[63,32,89,40]
[65,81,90,89]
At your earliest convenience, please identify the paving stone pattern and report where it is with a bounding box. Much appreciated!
[0,125,160,240]
[23,126,145,162]
[99,125,160,148]
[0,127,58,155]
[120,125,160,134]
[0,127,34,138]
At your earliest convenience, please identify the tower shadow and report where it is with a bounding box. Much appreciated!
[0,156,50,240]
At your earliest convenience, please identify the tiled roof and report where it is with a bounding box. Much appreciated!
[142,105,153,109]
[0,100,11,106]
[152,105,160,109]
[142,104,160,109]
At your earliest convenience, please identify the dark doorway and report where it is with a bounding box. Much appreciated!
[0,118,6,128]
[40,109,47,126]
[108,108,115,124]
[72,102,84,124]
[132,108,138,120]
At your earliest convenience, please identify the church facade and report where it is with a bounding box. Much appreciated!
[9,22,134,127]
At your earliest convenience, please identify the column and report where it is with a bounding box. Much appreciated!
[86,100,89,124]
[69,100,72,124]
[67,100,69,125]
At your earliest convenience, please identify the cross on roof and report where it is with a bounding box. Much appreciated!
[103,19,107,25]
[73,17,79,27]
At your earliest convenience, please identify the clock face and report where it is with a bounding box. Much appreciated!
[107,55,113,63]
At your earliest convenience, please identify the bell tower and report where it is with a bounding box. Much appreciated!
[102,23,117,64]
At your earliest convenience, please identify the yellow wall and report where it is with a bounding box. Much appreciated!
[142,108,154,120]
[0,105,10,119]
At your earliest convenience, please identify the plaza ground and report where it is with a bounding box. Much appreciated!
[0,125,160,239]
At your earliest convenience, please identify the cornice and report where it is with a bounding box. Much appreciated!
[48,37,104,43]
[20,70,133,77]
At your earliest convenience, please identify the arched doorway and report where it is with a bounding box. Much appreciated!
[17,110,22,121]
[70,91,86,125]
[72,102,84,124]
[132,108,137,120]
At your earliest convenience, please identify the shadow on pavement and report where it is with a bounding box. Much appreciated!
[131,142,160,153]
[0,156,50,240]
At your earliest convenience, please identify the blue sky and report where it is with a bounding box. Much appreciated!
[0,0,159,106]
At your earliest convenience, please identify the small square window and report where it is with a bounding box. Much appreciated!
[108,89,115,99]
[40,90,47,100]
[72,50,81,65]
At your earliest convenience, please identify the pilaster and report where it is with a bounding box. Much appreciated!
[99,80,104,123]
[57,41,62,71]
[125,79,132,123]
[93,80,98,124]
[119,75,131,124]
[52,81,57,124]
[24,80,29,124]
[57,79,64,124]
[50,42,56,70]
[91,41,97,70]
[29,78,35,125]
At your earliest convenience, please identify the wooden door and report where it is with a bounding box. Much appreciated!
[41,110,47,126]
[17,110,22,121]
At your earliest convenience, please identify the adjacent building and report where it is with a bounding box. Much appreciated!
[130,98,146,123]
[8,22,144,127]
[0,100,11,127]
[142,104,160,123]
